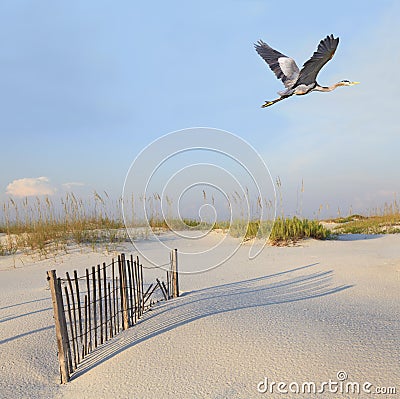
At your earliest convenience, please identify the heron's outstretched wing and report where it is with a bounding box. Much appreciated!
[254,40,299,88]
[296,34,339,86]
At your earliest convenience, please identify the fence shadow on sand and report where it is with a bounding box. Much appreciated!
[72,263,353,379]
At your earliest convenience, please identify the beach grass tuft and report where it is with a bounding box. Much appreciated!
[269,217,331,245]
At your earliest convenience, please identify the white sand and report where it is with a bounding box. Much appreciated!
[0,234,399,398]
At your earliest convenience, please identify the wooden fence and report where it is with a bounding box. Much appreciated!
[47,249,179,383]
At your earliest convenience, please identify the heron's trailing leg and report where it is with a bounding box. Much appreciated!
[261,96,287,108]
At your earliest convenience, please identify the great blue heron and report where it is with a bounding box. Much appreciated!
[254,34,359,108]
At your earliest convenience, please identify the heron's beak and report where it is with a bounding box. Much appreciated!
[351,81,360,85]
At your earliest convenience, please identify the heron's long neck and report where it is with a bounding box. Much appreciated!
[314,82,343,92]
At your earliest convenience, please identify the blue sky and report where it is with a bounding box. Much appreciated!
[1,0,399,218]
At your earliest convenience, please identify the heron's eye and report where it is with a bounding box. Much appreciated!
[341,80,350,83]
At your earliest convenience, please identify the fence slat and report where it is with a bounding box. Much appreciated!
[161,281,169,302]
[73,270,83,358]
[66,272,80,365]
[140,261,144,314]
[108,282,113,338]
[103,262,108,342]
[120,254,129,330]
[85,269,92,353]
[64,286,77,371]
[156,278,168,301]
[133,258,139,320]
[143,284,158,305]
[126,259,134,325]
[130,255,138,324]
[136,257,141,318]
[97,264,103,345]
[84,294,88,357]
[166,271,170,299]
[92,266,97,348]
[112,259,117,336]
[143,283,154,301]
[115,275,120,334]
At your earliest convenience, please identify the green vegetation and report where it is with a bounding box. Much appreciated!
[331,215,400,235]
[326,201,400,235]
[235,217,331,244]
[269,217,331,244]
[186,217,330,245]
[326,214,366,224]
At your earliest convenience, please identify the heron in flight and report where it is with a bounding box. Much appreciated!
[254,34,359,108]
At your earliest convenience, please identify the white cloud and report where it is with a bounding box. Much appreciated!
[6,177,56,197]
[62,182,85,190]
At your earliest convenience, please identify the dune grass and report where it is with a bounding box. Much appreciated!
[0,194,127,257]
[329,214,400,234]
[234,217,331,244]
[325,201,400,235]
[2,187,398,258]
[269,217,331,244]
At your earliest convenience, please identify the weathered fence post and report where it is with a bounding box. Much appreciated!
[171,248,179,298]
[120,254,130,330]
[47,270,71,384]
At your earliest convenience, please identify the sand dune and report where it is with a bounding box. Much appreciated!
[0,234,399,398]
